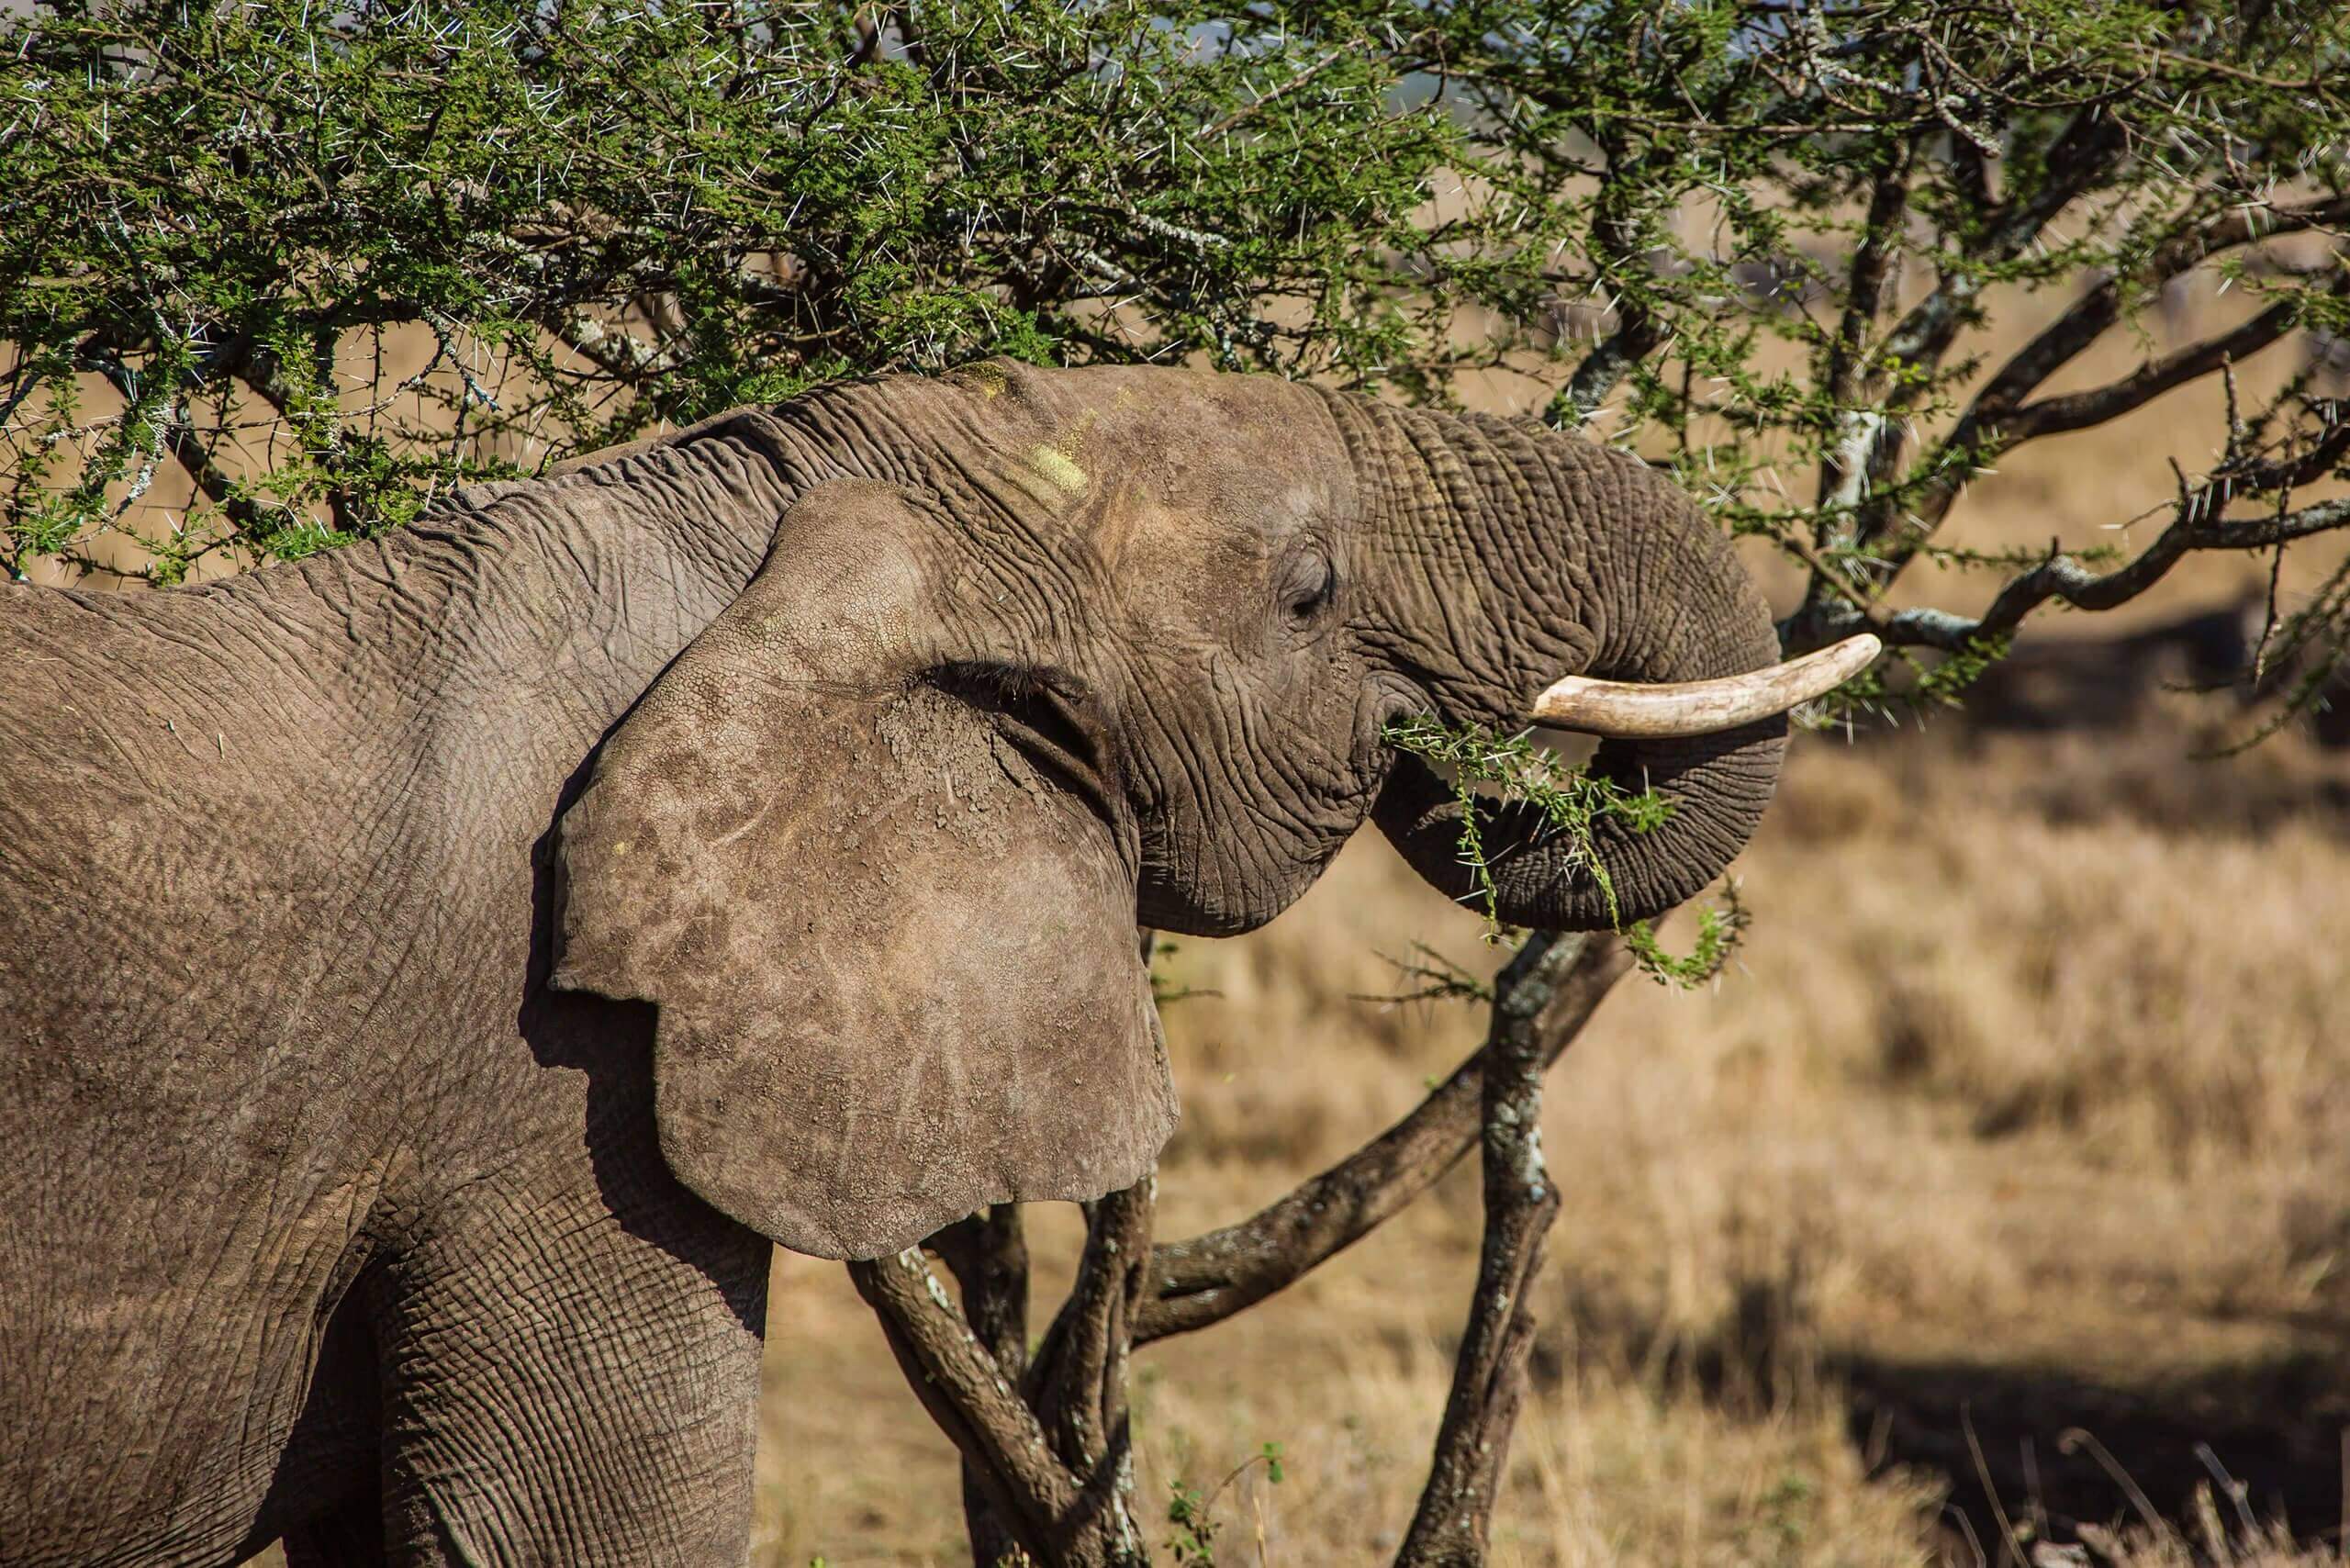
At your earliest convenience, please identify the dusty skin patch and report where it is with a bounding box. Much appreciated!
[1032,399,1120,497]
[872,684,1030,855]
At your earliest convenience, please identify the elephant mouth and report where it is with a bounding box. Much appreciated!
[923,659,1129,843]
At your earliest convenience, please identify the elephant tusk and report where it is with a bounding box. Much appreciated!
[1529,633,1882,738]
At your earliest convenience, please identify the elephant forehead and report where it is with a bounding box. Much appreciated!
[965,365,1350,507]
[1094,494,1273,592]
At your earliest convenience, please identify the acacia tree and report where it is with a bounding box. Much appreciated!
[6,1,2350,1562]
[1,1,1471,576]
[1423,0,2350,688]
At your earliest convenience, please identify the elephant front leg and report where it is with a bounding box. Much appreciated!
[369,1186,771,1567]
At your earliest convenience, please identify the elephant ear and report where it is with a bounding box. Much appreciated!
[548,479,1174,1260]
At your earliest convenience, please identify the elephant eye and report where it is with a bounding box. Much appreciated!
[1281,554,1337,625]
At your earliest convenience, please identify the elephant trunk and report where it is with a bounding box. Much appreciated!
[1337,399,1791,930]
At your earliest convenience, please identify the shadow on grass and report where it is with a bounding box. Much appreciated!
[1837,1346,2348,1560]
[1545,1280,2349,1559]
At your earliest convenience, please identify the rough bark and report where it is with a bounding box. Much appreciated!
[932,1207,1033,1565]
[1395,932,1577,1565]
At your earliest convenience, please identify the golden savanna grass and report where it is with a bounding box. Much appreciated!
[749,721,2350,1566]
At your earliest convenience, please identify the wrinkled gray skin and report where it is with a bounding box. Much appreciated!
[0,363,1784,1566]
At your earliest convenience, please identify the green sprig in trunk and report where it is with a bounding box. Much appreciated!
[1382,716,1746,988]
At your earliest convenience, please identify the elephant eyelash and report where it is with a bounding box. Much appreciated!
[923,658,1087,711]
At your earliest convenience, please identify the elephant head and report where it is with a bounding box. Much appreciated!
[547,363,1871,1259]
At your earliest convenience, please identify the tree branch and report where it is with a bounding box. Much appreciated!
[1393,932,1578,1564]
[1793,140,1920,648]
[2186,493,2350,552]
[2000,293,2312,443]
[1973,194,2350,431]
[1546,149,1669,428]
[1857,474,2350,654]
[847,1249,1086,1563]
[1837,106,2136,553]
[1817,141,1918,504]
[1136,934,1631,1346]
[1842,204,2350,593]
[932,1207,1030,1378]
[930,1206,1033,1568]
[161,413,262,529]
[1021,1181,1157,1563]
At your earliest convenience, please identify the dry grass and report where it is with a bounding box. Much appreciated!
[748,703,2350,1566]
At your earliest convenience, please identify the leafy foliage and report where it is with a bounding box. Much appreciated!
[1381,714,1666,932]
[1392,0,2350,672]
[6,0,2346,678]
[1382,714,1743,986]
[1164,1444,1282,1565]
[1,0,1471,577]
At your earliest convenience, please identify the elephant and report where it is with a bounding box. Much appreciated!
[0,361,1867,1566]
